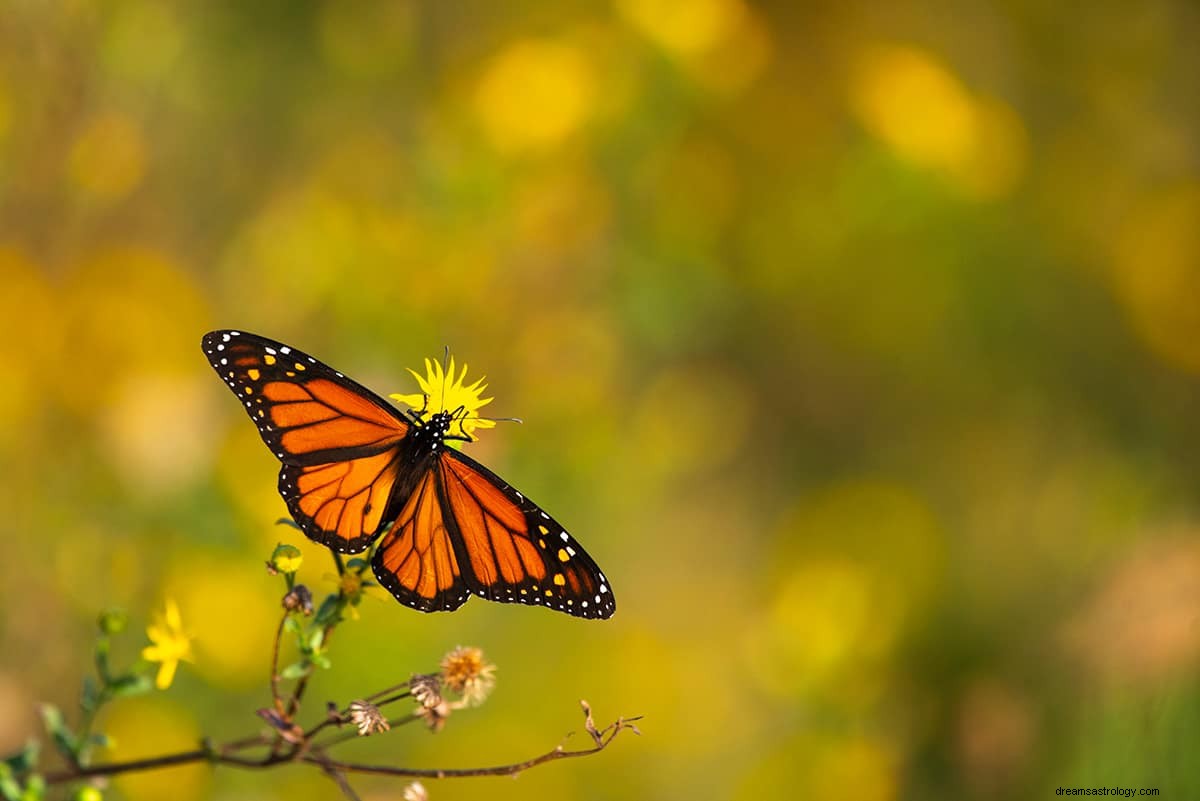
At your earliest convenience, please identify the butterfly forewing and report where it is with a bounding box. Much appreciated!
[202,330,410,552]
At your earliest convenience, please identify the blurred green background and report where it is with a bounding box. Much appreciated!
[3,1,1200,799]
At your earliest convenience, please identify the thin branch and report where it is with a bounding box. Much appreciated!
[314,754,363,801]
[41,707,640,786]
[312,713,420,751]
[302,710,641,780]
[269,611,289,715]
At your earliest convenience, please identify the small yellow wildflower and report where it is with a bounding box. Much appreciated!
[270,543,303,573]
[390,356,495,440]
[141,599,194,690]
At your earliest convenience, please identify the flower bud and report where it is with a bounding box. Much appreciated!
[270,543,303,574]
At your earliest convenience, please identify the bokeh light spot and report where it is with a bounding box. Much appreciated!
[618,0,743,57]
[475,39,594,153]
[101,373,219,496]
[167,554,279,688]
[1111,183,1200,373]
[103,698,208,801]
[852,45,975,169]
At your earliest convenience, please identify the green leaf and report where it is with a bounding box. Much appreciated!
[2,740,39,776]
[80,677,99,715]
[282,616,302,636]
[312,595,342,627]
[18,773,44,801]
[107,674,152,699]
[309,653,332,670]
[345,558,368,571]
[280,662,309,680]
[307,628,325,653]
[39,706,79,763]
[92,637,111,684]
[274,518,301,531]
[0,765,20,801]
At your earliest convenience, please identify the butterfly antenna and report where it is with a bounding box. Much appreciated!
[480,415,523,426]
[439,344,451,412]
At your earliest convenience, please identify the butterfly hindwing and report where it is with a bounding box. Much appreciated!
[370,469,470,612]
[202,330,411,552]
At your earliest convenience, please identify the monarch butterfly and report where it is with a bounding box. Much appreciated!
[201,330,614,620]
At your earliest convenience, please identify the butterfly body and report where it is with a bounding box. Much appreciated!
[202,330,615,620]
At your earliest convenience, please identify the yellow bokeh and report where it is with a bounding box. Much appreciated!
[69,112,147,200]
[0,248,59,432]
[475,39,594,153]
[1111,183,1200,373]
[738,732,899,801]
[101,373,219,496]
[618,0,744,57]
[852,45,976,169]
[165,553,281,688]
[946,93,1029,200]
[617,0,770,94]
[851,44,1027,198]
[60,246,210,410]
[102,698,208,801]
[747,482,944,697]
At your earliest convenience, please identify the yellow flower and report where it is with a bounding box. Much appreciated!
[141,599,194,690]
[390,356,496,440]
[270,543,303,574]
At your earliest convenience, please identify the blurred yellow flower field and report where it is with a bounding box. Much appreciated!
[2,2,1199,800]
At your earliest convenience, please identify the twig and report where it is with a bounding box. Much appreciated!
[269,611,289,715]
[313,754,363,801]
[301,709,640,780]
[41,705,640,785]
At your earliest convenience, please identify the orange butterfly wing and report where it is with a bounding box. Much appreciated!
[370,469,470,612]
[202,330,411,553]
[371,451,614,618]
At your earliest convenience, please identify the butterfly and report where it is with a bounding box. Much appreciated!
[201,330,614,620]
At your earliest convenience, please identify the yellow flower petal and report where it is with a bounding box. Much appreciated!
[389,354,497,440]
[155,658,178,690]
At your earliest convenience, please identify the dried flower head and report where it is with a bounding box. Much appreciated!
[403,781,429,801]
[348,700,390,736]
[440,646,496,707]
[282,584,314,615]
[390,356,495,441]
[409,674,443,710]
[417,699,452,733]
